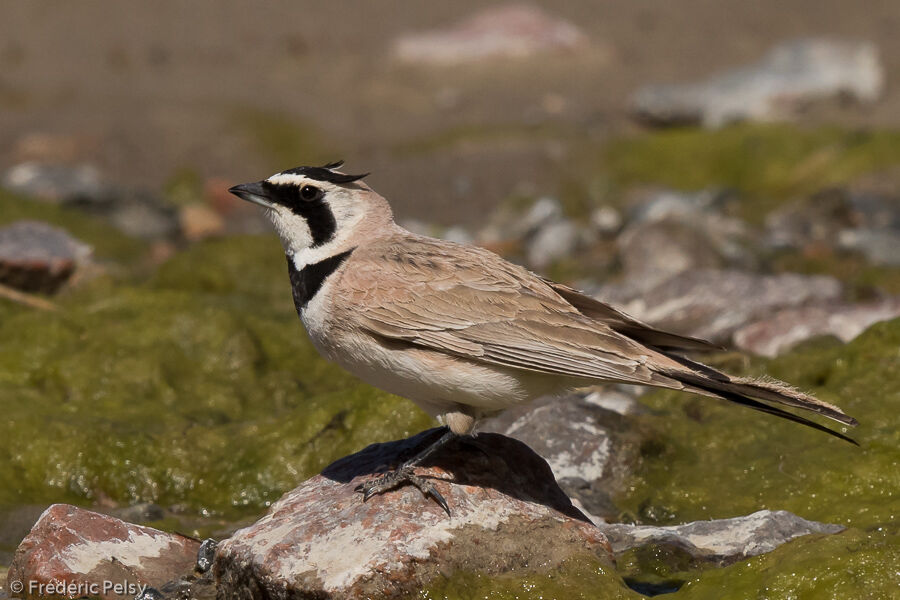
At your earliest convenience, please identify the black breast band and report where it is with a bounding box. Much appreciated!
[286,248,355,314]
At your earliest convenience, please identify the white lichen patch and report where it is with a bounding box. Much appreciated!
[58,523,179,574]
[546,435,610,482]
[224,479,551,593]
[604,510,843,558]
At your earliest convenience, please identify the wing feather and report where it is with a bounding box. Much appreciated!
[345,237,664,386]
[545,280,721,352]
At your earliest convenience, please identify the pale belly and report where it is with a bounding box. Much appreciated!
[306,322,564,420]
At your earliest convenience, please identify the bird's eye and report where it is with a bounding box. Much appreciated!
[299,185,321,201]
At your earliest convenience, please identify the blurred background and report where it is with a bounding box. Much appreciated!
[1,2,899,597]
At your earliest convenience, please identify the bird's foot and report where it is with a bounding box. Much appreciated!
[356,465,451,516]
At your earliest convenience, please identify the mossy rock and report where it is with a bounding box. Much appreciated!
[676,526,900,600]
[557,124,900,225]
[602,124,900,222]
[615,318,900,597]
[422,555,644,600]
[0,235,432,519]
[620,318,899,528]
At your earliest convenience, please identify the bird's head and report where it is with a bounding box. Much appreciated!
[228,161,393,258]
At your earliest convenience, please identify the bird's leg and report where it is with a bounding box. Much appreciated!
[356,427,458,515]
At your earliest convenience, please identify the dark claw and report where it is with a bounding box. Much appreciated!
[362,485,381,503]
[356,466,451,516]
[427,485,451,517]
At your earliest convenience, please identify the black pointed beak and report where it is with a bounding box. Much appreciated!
[228,181,274,208]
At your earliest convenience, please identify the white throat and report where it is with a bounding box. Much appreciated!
[284,210,363,269]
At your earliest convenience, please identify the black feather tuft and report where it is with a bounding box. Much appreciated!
[281,162,369,184]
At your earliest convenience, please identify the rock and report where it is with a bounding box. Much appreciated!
[765,188,865,251]
[733,297,900,357]
[391,4,586,65]
[616,189,755,290]
[516,196,563,238]
[526,218,580,269]
[617,219,726,291]
[214,428,612,599]
[196,539,218,574]
[477,196,561,244]
[764,186,900,254]
[101,192,180,241]
[8,504,201,600]
[607,269,843,344]
[2,162,109,204]
[838,228,900,266]
[0,220,92,293]
[478,196,584,269]
[625,188,734,225]
[441,225,475,245]
[764,185,900,267]
[2,162,180,241]
[481,387,645,521]
[602,510,843,564]
[632,39,884,127]
[179,204,226,242]
[590,205,623,236]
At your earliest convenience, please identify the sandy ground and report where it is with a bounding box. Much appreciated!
[2,0,900,224]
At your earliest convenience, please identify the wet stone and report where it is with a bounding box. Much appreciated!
[7,504,201,600]
[526,218,580,270]
[838,228,900,267]
[632,38,884,127]
[213,428,612,600]
[480,387,645,522]
[607,269,843,344]
[764,185,900,257]
[615,189,756,290]
[616,219,726,291]
[602,509,844,564]
[0,220,92,293]
[733,296,900,357]
[1,163,109,204]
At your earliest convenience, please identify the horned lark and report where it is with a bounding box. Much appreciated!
[229,162,857,514]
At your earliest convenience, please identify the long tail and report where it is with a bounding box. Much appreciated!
[661,355,859,445]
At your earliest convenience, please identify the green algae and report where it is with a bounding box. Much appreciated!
[612,318,900,598]
[676,526,900,600]
[598,124,900,223]
[619,318,900,529]
[559,123,900,224]
[421,555,643,600]
[615,543,704,594]
[0,235,433,518]
[616,527,900,600]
